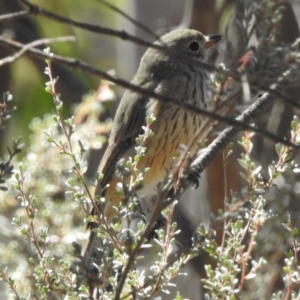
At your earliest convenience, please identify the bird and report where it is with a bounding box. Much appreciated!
[84,29,221,259]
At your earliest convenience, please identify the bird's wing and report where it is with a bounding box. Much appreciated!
[93,88,148,199]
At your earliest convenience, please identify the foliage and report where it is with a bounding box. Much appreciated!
[0,0,300,299]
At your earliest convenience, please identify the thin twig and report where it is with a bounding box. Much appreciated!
[114,198,164,299]
[0,10,29,21]
[121,248,194,299]
[17,170,44,258]
[238,232,255,292]
[0,36,75,67]
[192,86,282,173]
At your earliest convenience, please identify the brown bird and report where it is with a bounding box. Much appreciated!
[84,29,221,258]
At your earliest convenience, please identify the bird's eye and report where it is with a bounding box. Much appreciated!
[188,41,200,52]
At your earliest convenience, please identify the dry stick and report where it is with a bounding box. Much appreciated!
[0,36,298,150]
[0,10,29,21]
[191,87,279,174]
[0,36,75,67]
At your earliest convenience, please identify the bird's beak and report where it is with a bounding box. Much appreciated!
[205,34,222,48]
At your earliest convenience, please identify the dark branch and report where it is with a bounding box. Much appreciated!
[0,10,29,21]
[192,85,280,174]
[0,36,75,66]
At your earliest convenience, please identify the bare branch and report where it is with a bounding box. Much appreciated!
[0,36,75,67]
[0,10,29,21]
[192,85,280,174]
